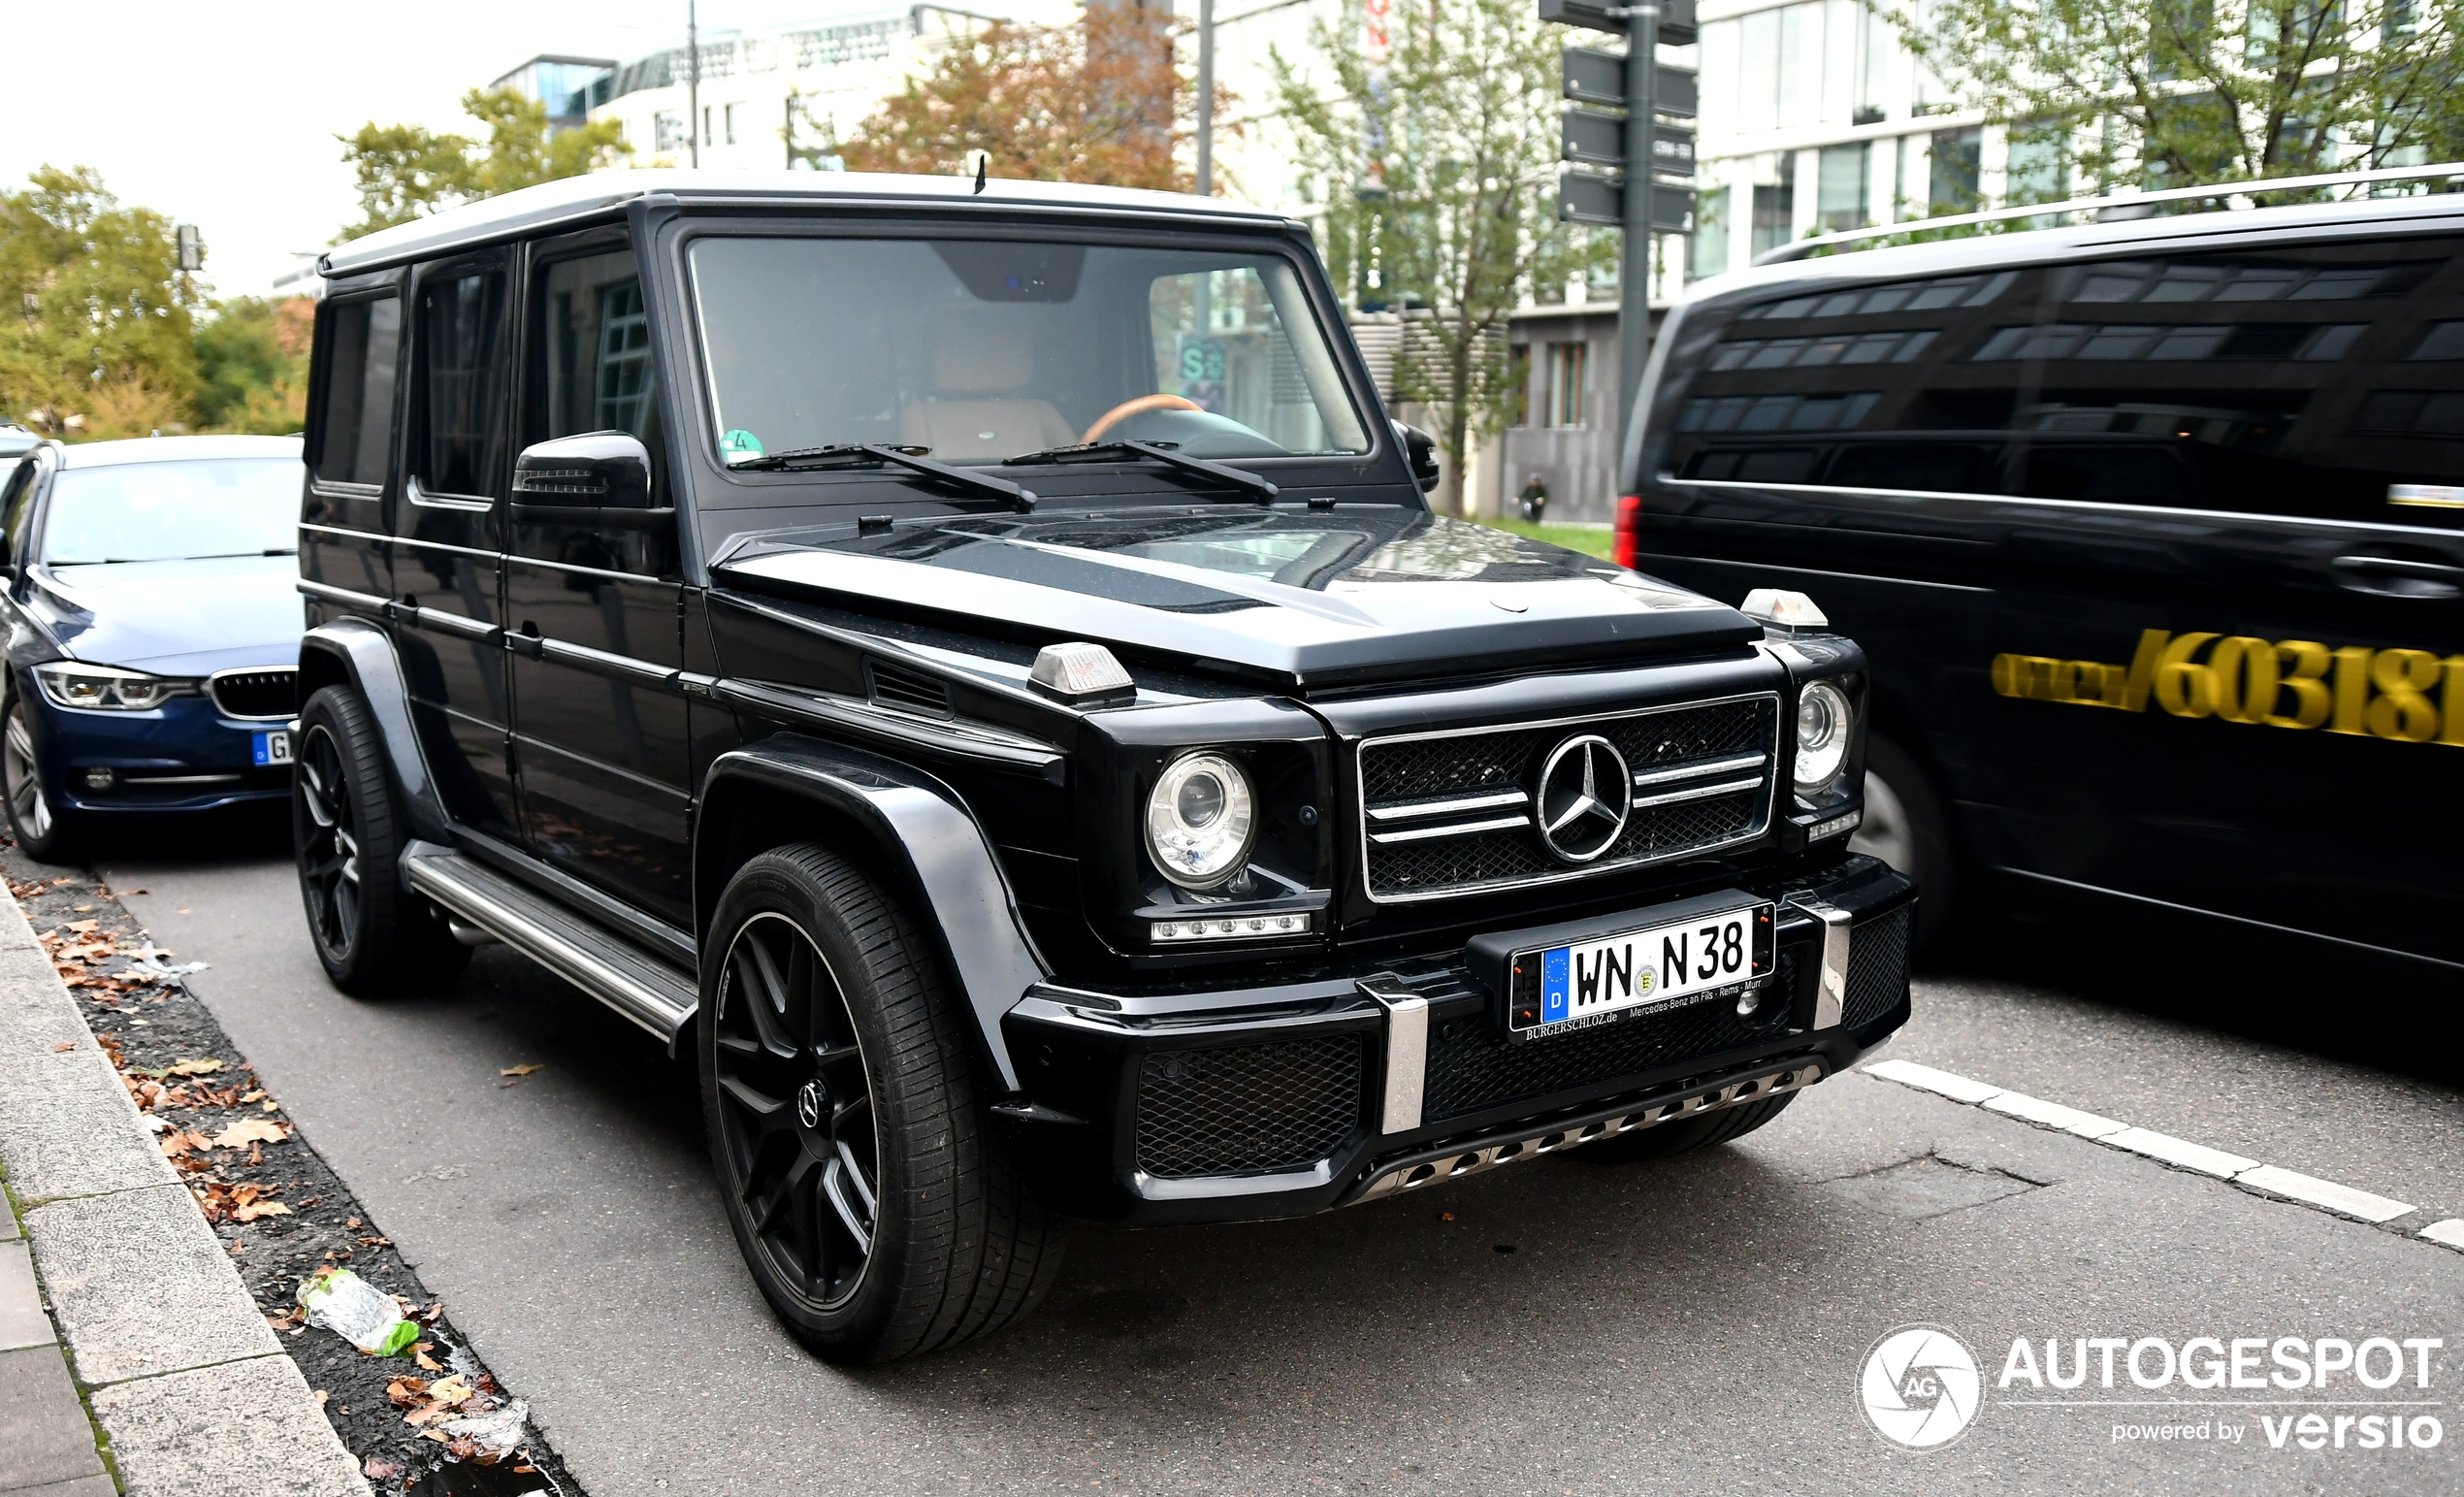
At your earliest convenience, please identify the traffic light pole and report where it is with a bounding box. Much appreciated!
[1617,2,1658,460]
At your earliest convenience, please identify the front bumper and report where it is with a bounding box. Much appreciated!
[23,689,291,815]
[1000,854,1915,1224]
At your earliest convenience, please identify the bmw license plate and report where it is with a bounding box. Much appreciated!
[251,731,292,766]
[1508,902,1774,1037]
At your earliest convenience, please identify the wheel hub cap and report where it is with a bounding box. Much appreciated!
[795,1077,827,1130]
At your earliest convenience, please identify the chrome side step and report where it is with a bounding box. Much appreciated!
[401,840,698,1045]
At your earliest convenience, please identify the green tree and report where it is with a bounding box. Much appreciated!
[0,165,203,438]
[1275,0,1604,517]
[194,296,315,434]
[340,86,632,240]
[1877,0,2464,195]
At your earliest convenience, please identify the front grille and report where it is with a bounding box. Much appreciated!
[1423,982,1782,1123]
[209,669,295,720]
[1358,697,1777,901]
[1135,1034,1365,1179]
[1841,905,1912,1029]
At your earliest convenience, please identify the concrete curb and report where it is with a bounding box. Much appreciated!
[0,894,370,1497]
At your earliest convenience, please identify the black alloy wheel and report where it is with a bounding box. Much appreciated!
[291,685,469,994]
[710,911,881,1312]
[699,845,1066,1363]
[2,696,76,862]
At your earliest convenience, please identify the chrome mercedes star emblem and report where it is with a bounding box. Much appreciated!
[796,1078,827,1130]
[1534,733,1632,863]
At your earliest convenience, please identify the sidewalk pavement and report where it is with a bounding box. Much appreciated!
[0,893,369,1497]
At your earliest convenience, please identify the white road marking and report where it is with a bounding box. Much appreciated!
[1861,1059,2444,1240]
[2237,1165,2417,1225]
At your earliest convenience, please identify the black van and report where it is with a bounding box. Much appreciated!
[1620,185,2464,970]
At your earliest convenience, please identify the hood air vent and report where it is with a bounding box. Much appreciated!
[865,660,953,718]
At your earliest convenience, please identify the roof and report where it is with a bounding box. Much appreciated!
[321,170,1299,277]
[58,436,303,470]
[1687,189,2464,304]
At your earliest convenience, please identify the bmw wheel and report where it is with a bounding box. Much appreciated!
[701,845,1064,1363]
[292,685,469,994]
[2,696,77,862]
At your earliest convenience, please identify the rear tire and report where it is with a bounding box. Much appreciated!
[2,695,78,863]
[1571,1091,1798,1163]
[292,685,470,995]
[700,844,1065,1364]
[1852,732,1957,951]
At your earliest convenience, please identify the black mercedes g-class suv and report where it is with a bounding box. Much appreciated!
[290,171,1913,1362]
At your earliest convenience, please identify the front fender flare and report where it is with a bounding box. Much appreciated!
[699,737,1051,1090]
[298,618,452,844]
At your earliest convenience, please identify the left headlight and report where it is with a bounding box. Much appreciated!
[1793,680,1853,796]
[1144,751,1257,890]
[34,662,198,712]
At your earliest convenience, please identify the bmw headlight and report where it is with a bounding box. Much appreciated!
[34,662,196,712]
[1144,751,1257,890]
[1793,681,1853,795]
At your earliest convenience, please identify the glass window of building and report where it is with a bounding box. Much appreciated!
[1548,343,1590,428]
[1694,186,1733,279]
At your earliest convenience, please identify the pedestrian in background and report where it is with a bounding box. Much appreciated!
[1516,472,1548,523]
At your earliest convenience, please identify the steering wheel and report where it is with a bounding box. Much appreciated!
[1083,393,1201,444]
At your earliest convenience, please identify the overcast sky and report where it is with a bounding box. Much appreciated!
[0,2,893,301]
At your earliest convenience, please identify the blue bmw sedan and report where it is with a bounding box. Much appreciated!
[0,435,305,860]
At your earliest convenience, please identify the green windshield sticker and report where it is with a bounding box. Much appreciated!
[721,429,765,464]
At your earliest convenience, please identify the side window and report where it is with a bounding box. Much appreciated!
[415,268,510,500]
[1,461,38,562]
[312,295,402,487]
[531,249,666,480]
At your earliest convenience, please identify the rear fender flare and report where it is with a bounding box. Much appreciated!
[297,618,452,844]
[697,736,1050,1091]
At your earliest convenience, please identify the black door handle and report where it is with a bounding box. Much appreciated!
[2333,555,2463,600]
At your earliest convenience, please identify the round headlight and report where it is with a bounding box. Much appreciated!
[1793,681,1853,793]
[1145,752,1256,890]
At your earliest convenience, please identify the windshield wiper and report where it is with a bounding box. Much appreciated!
[1003,439,1277,503]
[729,442,1035,512]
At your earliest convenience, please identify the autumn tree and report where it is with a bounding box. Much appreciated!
[0,166,203,439]
[1878,0,2464,193]
[1276,0,1602,516]
[340,86,631,240]
[195,296,315,434]
[839,5,1228,190]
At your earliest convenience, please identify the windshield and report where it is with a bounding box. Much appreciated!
[43,459,301,565]
[689,237,1372,468]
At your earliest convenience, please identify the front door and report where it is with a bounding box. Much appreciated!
[505,235,695,926]
[395,255,517,835]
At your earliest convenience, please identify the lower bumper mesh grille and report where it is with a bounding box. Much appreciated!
[1135,1034,1364,1179]
[1841,904,1912,1029]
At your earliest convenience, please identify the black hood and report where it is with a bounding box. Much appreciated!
[714,506,1760,690]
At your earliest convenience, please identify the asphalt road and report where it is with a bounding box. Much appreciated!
[88,814,2464,1495]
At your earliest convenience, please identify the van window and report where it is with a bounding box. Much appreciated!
[312,296,402,487]
[1827,442,1994,493]
[532,249,666,470]
[415,269,509,500]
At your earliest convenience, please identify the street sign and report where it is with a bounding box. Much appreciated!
[1539,0,1696,45]
[1556,173,1694,233]
[1557,48,1698,118]
[1562,111,1696,179]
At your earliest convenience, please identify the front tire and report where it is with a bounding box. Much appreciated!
[2,696,77,863]
[292,686,469,994]
[700,845,1064,1363]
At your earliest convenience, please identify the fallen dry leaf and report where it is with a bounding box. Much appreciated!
[314,1389,330,1409]
[49,1040,72,1053]
[412,1343,441,1372]
[210,1117,288,1150]
[233,1200,292,1223]
[165,1058,223,1077]
[64,919,97,932]
[499,1062,543,1077]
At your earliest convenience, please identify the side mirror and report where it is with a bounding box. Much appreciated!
[510,431,670,531]
[1393,420,1442,494]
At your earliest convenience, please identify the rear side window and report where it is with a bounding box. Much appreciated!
[2013,446,2192,506]
[1828,442,1994,494]
[312,296,402,487]
[415,269,509,500]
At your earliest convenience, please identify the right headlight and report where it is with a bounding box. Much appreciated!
[35,662,197,712]
[1144,751,1257,890]
[1793,680,1853,795]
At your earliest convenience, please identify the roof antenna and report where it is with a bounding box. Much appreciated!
[973,152,988,195]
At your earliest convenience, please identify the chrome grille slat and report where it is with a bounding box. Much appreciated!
[1355,694,1779,903]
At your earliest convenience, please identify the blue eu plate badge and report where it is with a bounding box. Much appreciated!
[251,731,292,766]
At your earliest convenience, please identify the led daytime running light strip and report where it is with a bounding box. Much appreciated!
[1151,912,1312,943]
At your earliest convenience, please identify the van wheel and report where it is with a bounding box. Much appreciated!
[1572,1092,1797,1162]
[701,845,1065,1364]
[1852,733,1957,951]
[2,696,78,863]
[292,686,470,994]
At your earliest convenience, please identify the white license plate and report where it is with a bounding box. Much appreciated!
[1517,903,1773,1036]
[252,731,292,766]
